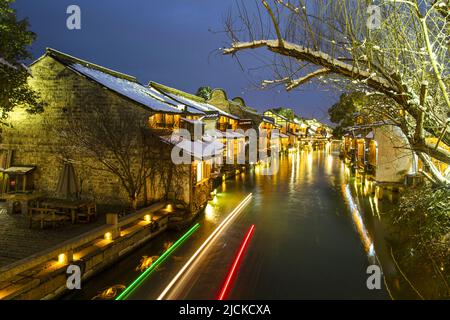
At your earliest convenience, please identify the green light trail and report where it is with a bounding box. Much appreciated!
[115,222,200,300]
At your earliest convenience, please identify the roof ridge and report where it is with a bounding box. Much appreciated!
[46,48,138,82]
[149,81,206,103]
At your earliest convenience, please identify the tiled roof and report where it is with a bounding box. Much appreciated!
[45,48,191,114]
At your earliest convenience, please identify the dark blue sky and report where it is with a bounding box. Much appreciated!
[13,0,338,123]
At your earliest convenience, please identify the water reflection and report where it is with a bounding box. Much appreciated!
[342,184,376,262]
[67,148,398,300]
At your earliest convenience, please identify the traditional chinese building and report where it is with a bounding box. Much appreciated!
[0,48,221,214]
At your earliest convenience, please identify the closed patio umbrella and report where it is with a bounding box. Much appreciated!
[56,162,79,199]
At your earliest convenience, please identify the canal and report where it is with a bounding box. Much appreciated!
[64,149,401,300]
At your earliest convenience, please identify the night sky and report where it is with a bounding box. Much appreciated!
[13,0,338,124]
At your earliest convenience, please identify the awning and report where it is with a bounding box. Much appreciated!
[238,119,253,125]
[181,117,205,125]
[225,131,245,139]
[162,135,223,160]
[202,129,245,139]
[365,131,374,139]
[2,166,35,174]
[262,116,275,124]
[272,132,289,139]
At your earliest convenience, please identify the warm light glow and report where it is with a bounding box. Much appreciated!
[166,204,173,212]
[58,253,67,264]
[205,203,214,221]
[205,203,213,215]
[104,232,112,241]
[342,184,374,257]
[197,161,203,182]
[144,214,151,222]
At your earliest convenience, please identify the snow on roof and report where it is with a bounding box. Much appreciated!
[202,129,245,139]
[153,86,240,120]
[161,135,223,160]
[69,63,183,114]
[225,131,245,139]
[269,111,289,121]
[365,131,374,139]
[262,116,275,124]
[181,117,205,125]
[272,132,289,139]
[3,166,36,174]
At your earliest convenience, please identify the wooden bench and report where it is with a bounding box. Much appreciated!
[77,202,97,223]
[28,207,67,229]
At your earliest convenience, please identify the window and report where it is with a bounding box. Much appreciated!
[196,160,212,183]
[196,161,203,182]
[149,113,180,129]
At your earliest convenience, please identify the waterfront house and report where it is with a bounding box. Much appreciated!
[207,89,281,162]
[344,122,415,184]
[149,83,247,172]
[0,48,220,214]
[263,109,301,147]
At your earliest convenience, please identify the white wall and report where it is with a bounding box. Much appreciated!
[374,125,414,183]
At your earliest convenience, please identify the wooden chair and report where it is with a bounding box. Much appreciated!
[28,207,65,229]
[77,202,97,223]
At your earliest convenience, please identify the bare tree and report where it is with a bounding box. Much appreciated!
[223,0,450,184]
[51,103,181,210]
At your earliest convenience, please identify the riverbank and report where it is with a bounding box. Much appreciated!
[341,163,450,299]
[0,202,189,299]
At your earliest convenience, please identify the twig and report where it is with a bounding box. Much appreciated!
[390,246,425,300]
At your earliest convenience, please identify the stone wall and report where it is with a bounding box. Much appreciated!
[1,55,172,209]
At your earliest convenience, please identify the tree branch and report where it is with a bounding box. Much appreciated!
[286,68,331,90]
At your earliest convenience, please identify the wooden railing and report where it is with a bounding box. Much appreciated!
[0,202,165,283]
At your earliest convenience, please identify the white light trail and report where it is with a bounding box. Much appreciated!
[157,193,253,300]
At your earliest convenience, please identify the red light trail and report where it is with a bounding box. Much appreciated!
[217,224,255,300]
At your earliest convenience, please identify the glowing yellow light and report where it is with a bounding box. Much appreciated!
[166,204,173,212]
[104,232,112,240]
[58,253,67,264]
[213,196,218,204]
[144,214,151,222]
[205,203,215,222]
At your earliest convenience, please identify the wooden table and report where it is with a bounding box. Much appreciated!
[41,199,95,224]
[28,207,64,229]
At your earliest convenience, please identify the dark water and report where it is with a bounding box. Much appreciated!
[65,150,399,300]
